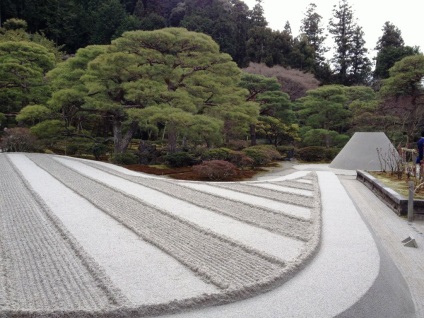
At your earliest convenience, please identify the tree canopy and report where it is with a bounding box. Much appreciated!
[46,28,258,153]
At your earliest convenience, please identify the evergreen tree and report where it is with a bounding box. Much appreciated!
[349,26,372,85]
[249,0,267,28]
[374,21,420,80]
[328,0,370,86]
[300,3,327,68]
[375,21,404,50]
[328,0,355,85]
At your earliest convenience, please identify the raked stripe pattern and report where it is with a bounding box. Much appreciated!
[0,153,321,317]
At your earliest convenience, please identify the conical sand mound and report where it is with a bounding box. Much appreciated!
[330,132,399,171]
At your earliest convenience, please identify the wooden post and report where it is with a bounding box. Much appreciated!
[408,181,414,222]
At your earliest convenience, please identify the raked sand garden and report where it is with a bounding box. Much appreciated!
[0,153,321,317]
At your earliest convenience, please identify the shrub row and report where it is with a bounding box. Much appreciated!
[296,146,340,162]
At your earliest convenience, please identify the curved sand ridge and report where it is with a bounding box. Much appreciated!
[0,153,322,317]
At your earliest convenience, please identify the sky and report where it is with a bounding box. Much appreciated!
[243,0,424,60]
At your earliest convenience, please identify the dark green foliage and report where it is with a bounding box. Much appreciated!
[201,148,232,161]
[243,145,282,166]
[374,46,419,80]
[297,146,327,162]
[88,142,108,160]
[165,152,195,167]
[111,152,139,165]
[193,160,237,180]
[325,147,340,161]
[276,145,295,158]
[328,0,371,86]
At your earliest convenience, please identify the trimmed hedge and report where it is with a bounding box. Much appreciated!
[111,152,139,165]
[297,146,340,162]
[165,152,195,167]
[201,148,232,161]
[243,145,282,167]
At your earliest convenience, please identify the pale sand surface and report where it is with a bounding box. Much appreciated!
[161,172,380,318]
[2,153,418,317]
[55,156,305,261]
[10,154,218,305]
[1,153,320,316]
[179,182,311,219]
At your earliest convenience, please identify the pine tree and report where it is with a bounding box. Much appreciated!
[249,0,267,28]
[373,21,419,80]
[328,0,355,85]
[375,21,404,50]
[328,0,370,86]
[349,26,372,85]
[300,3,327,67]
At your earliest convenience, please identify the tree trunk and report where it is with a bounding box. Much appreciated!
[167,123,177,153]
[250,123,257,146]
[112,119,138,154]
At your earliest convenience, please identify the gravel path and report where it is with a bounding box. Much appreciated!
[0,155,128,315]
[77,158,315,240]
[1,153,322,317]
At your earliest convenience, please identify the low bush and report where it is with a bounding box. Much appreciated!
[276,145,296,159]
[297,146,327,162]
[325,148,341,161]
[201,148,232,161]
[226,140,249,150]
[165,152,195,167]
[193,160,237,181]
[228,151,255,169]
[0,127,41,152]
[111,152,139,165]
[243,145,282,166]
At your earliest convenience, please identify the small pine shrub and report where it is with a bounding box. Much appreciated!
[276,145,295,159]
[193,160,237,181]
[325,148,341,161]
[243,145,282,166]
[201,148,232,161]
[228,151,255,169]
[165,152,195,167]
[111,152,139,165]
[297,146,327,162]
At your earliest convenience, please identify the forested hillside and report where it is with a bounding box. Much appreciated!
[1,0,423,169]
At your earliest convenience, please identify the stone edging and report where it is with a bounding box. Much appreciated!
[356,170,424,218]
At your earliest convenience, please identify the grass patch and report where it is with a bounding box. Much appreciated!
[368,171,424,200]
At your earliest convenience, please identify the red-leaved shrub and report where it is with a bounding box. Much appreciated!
[193,160,237,181]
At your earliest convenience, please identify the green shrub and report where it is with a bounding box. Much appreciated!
[193,160,237,181]
[228,151,255,169]
[165,152,195,167]
[325,148,341,161]
[201,148,232,161]
[297,146,327,162]
[65,143,81,156]
[243,145,282,166]
[226,140,249,150]
[111,152,139,165]
[276,145,296,158]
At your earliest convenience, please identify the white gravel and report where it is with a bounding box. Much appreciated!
[179,182,311,219]
[55,157,305,261]
[10,154,218,305]
[1,153,322,317]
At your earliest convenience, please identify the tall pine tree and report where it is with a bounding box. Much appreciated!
[328,0,370,85]
[374,21,420,80]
